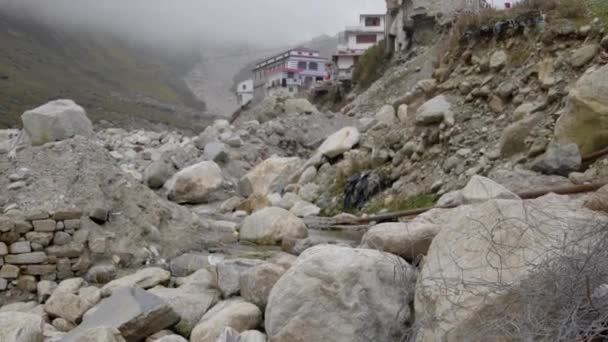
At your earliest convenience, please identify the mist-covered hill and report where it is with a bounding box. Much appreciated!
[0,9,211,131]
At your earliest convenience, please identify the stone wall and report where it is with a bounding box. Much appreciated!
[0,207,108,292]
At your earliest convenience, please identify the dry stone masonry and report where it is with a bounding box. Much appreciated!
[0,207,110,293]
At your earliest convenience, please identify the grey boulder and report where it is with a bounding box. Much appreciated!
[21,99,94,146]
[265,245,416,342]
[62,287,179,342]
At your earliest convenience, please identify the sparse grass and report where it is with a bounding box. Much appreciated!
[510,48,530,66]
[588,0,608,28]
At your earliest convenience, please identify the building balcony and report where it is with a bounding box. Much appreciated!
[344,25,385,33]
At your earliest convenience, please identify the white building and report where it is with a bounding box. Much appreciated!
[332,14,386,81]
[236,79,254,106]
[252,47,329,96]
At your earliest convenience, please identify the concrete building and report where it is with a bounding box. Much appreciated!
[236,79,254,106]
[332,14,386,82]
[252,47,329,97]
[385,0,489,53]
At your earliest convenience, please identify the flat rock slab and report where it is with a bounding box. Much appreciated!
[63,287,179,342]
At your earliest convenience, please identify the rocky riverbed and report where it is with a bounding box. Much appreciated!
[1,12,608,342]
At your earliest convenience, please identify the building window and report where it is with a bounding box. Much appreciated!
[309,52,313,56]
[297,61,307,69]
[357,34,378,44]
[365,17,381,27]
[309,62,318,71]
[316,76,323,81]
[287,72,294,78]
[242,84,247,90]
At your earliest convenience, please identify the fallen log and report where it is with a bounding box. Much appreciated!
[324,180,608,227]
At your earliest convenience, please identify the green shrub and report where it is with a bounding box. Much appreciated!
[352,40,389,90]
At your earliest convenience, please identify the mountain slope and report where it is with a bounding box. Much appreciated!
[0,10,210,131]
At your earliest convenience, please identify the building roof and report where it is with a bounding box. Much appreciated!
[359,14,386,19]
[252,47,322,71]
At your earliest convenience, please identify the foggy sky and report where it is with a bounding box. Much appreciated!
[1,0,386,48]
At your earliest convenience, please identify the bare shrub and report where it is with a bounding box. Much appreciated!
[479,225,608,341]
[410,201,608,342]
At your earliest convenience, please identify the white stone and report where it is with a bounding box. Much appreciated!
[240,207,308,245]
[21,99,93,146]
[317,127,360,159]
[165,161,223,204]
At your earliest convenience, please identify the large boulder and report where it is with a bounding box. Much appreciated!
[190,298,262,342]
[569,44,599,68]
[240,207,308,245]
[498,113,543,157]
[554,65,608,155]
[0,312,44,342]
[265,246,417,342]
[415,194,608,341]
[360,222,441,262]
[238,156,302,197]
[217,259,265,298]
[239,263,286,310]
[531,143,582,176]
[62,287,179,342]
[317,127,360,159]
[143,159,175,189]
[150,269,221,336]
[415,95,454,126]
[165,161,223,204]
[21,99,94,146]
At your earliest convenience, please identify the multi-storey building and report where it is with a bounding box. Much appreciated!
[251,47,329,96]
[332,14,386,82]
